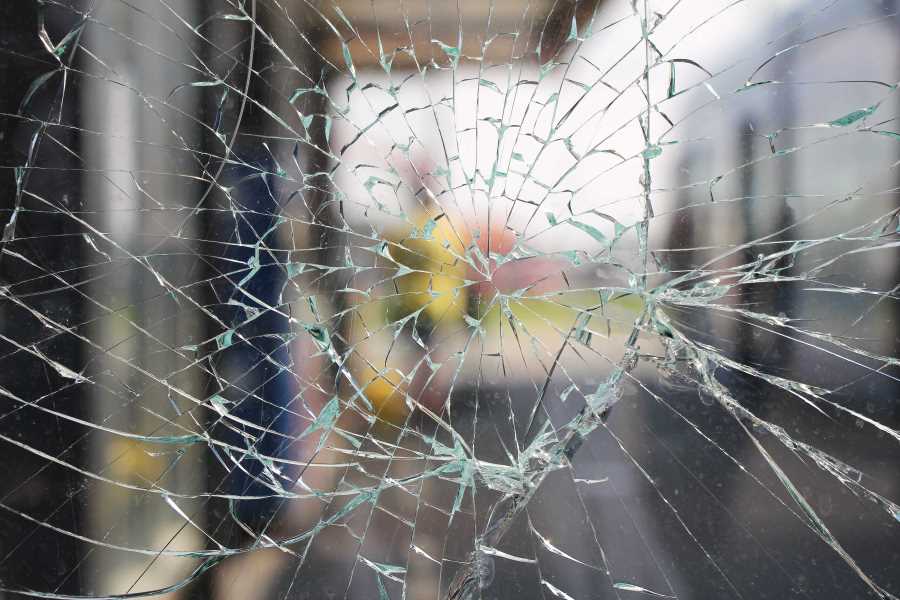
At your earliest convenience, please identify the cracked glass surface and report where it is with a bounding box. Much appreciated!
[0,0,899,598]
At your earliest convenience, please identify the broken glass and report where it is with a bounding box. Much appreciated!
[0,0,898,598]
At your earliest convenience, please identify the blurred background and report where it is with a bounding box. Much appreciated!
[0,0,899,598]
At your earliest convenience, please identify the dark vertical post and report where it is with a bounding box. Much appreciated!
[0,1,87,594]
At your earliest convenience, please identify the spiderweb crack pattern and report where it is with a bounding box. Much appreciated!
[0,0,898,599]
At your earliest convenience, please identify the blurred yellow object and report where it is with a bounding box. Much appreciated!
[346,207,647,423]
[347,209,471,422]
[476,291,646,339]
[358,364,409,423]
[391,211,470,326]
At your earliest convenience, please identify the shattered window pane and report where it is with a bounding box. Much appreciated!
[1,0,899,598]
